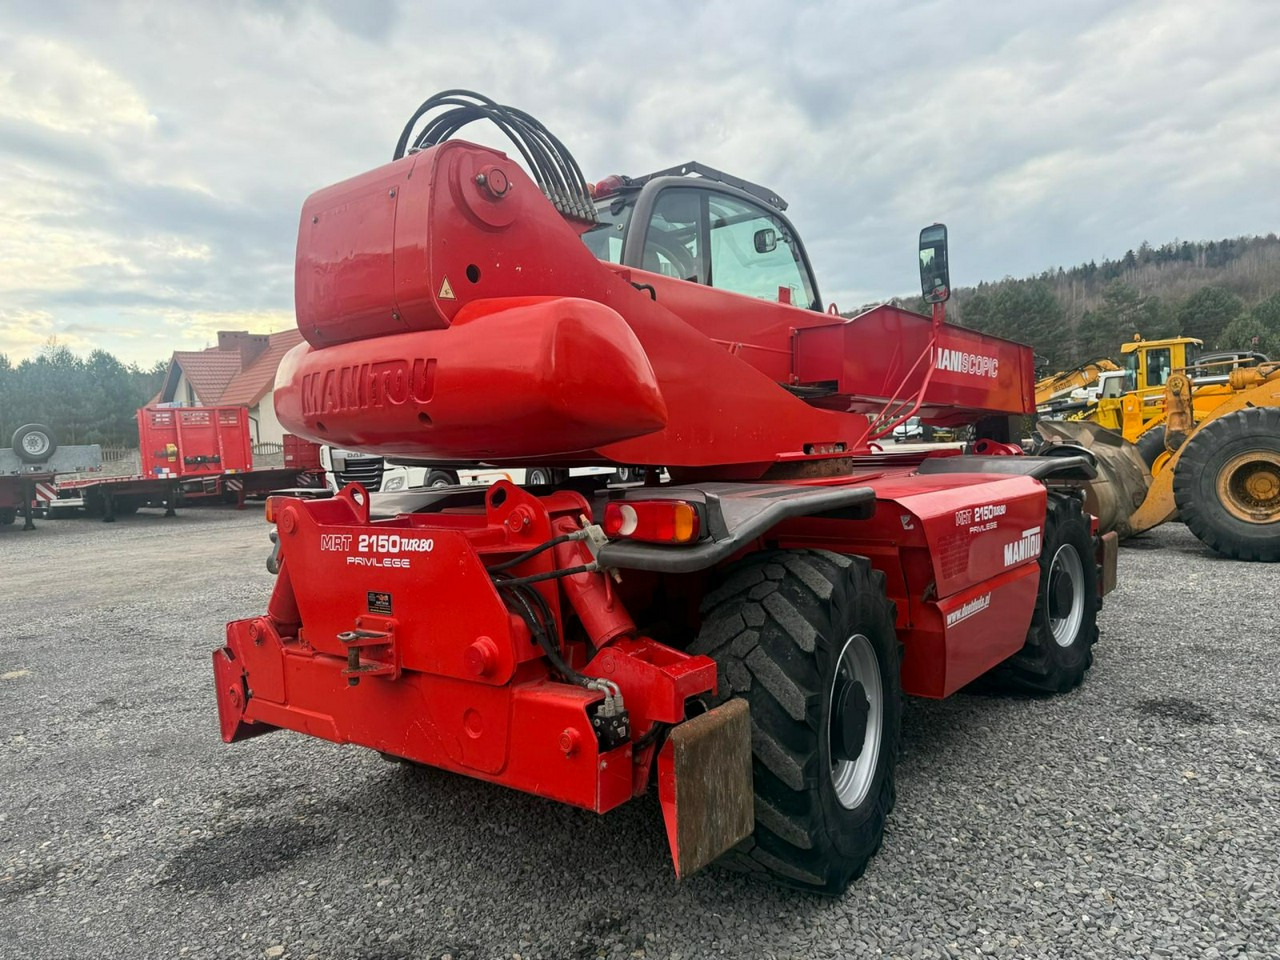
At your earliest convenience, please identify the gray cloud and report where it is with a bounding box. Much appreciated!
[0,0,1277,364]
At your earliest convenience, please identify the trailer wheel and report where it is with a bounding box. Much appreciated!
[689,549,901,895]
[526,468,569,486]
[0,508,14,525]
[988,494,1099,694]
[11,424,57,463]
[1173,407,1280,562]
[425,469,458,488]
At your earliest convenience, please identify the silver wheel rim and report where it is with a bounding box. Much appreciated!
[1048,543,1085,647]
[431,478,450,487]
[22,434,49,457]
[828,633,883,809]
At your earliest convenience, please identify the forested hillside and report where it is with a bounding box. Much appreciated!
[879,234,1280,369]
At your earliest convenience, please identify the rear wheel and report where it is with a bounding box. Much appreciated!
[1136,426,1168,471]
[986,494,1099,694]
[0,508,14,525]
[689,549,901,895]
[525,467,569,486]
[425,469,458,488]
[1173,407,1280,562]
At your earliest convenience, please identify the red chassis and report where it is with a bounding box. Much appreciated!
[216,461,1080,838]
[217,100,1115,893]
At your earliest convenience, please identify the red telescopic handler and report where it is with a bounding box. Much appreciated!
[214,91,1117,894]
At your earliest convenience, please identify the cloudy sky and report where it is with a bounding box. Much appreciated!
[1,0,1277,366]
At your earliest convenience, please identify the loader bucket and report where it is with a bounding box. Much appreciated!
[1036,421,1153,538]
[657,698,754,878]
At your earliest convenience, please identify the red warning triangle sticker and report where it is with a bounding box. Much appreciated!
[438,276,456,300]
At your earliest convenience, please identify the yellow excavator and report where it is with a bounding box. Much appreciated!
[1034,357,1121,408]
[1041,357,1280,562]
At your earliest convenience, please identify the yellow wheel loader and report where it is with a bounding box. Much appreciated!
[1041,360,1280,561]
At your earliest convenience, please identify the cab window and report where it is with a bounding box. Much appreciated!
[1122,352,1139,393]
[641,190,704,283]
[581,198,633,264]
[707,193,816,308]
[1145,347,1172,387]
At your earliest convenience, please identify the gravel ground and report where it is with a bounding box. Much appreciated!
[1,507,1277,960]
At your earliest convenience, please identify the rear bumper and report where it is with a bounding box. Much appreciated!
[214,483,719,815]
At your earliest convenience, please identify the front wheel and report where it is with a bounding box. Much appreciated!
[986,493,1099,694]
[1173,407,1280,562]
[690,549,901,895]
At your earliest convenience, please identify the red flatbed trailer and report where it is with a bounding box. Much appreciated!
[215,92,1118,894]
[49,409,326,520]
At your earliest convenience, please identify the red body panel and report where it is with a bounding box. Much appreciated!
[775,468,1045,697]
[137,406,252,478]
[793,307,1035,424]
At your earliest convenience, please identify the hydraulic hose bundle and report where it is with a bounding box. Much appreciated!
[393,89,597,222]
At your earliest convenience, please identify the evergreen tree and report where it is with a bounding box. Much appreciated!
[1177,287,1245,349]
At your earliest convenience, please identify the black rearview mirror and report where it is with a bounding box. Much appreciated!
[754,227,777,254]
[919,224,950,304]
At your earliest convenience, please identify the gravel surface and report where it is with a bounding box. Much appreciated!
[1,508,1277,960]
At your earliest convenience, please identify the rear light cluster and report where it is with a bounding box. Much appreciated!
[602,500,701,544]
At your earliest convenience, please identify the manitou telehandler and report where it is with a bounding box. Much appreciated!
[215,92,1118,894]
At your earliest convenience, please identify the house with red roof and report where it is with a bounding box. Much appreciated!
[155,329,304,444]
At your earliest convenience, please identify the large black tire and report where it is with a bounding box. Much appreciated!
[425,469,459,488]
[689,549,902,895]
[0,508,15,525]
[1136,426,1168,470]
[987,494,1099,694]
[1173,407,1280,562]
[12,424,57,463]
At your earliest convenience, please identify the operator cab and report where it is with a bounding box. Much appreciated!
[1119,336,1203,394]
[580,162,823,311]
